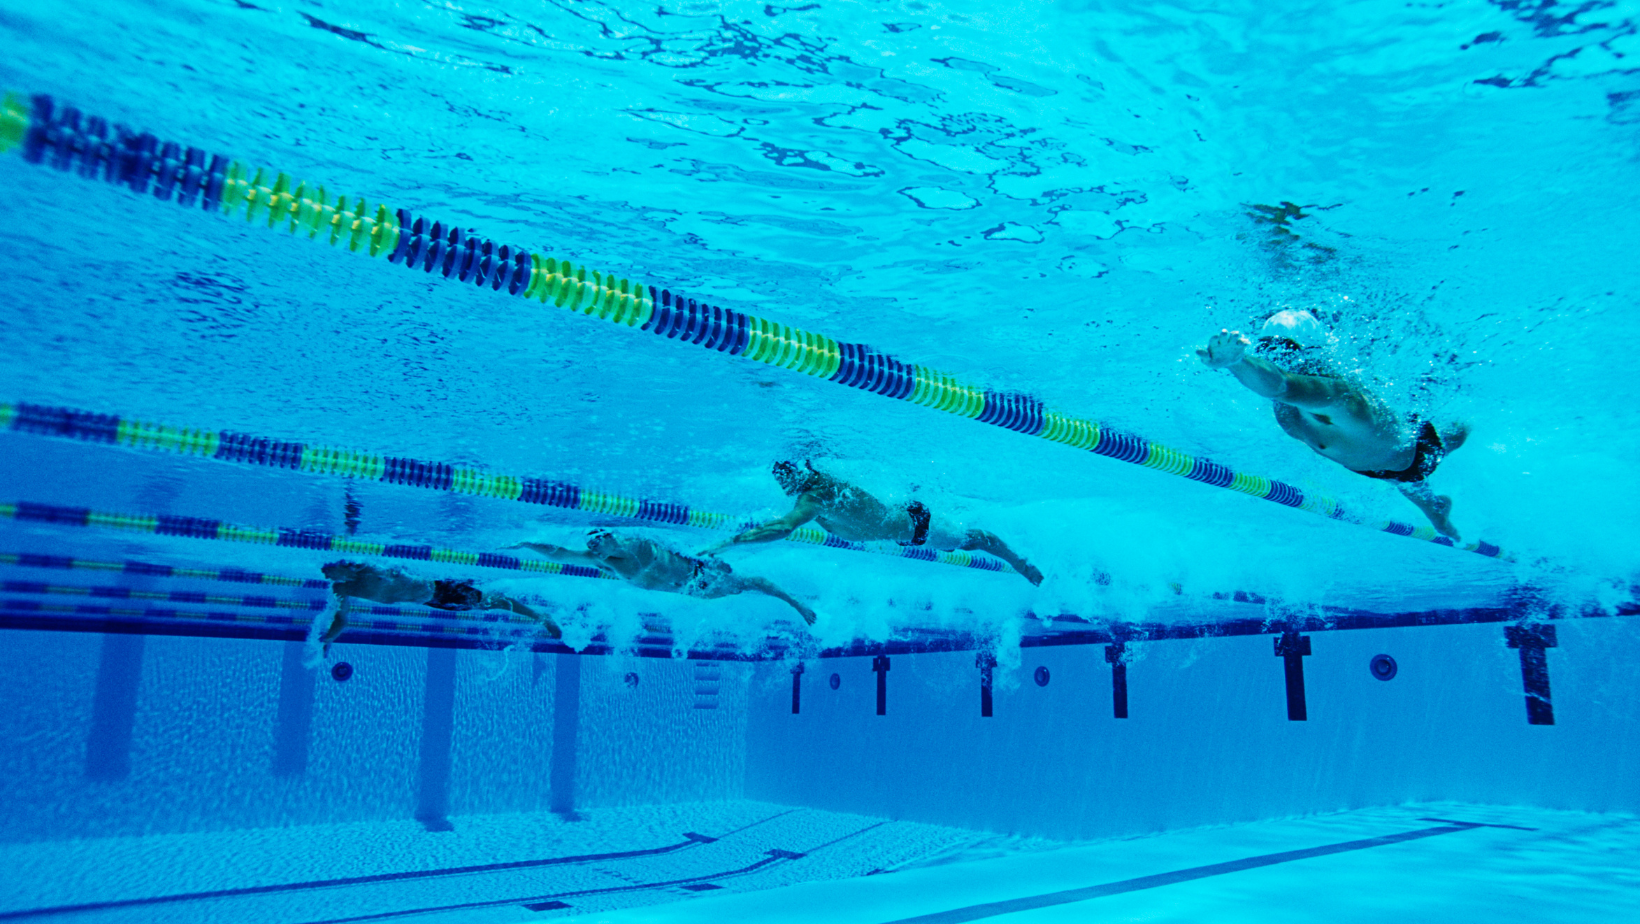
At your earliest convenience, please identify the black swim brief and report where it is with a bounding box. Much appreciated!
[683,557,734,598]
[1355,421,1445,484]
[900,501,931,547]
[428,579,483,610]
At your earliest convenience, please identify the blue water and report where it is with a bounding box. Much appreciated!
[0,0,1637,920]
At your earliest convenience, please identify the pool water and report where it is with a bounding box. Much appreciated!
[0,0,1636,921]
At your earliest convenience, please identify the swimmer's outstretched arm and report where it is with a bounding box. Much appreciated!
[1198,329,1359,413]
[730,575,818,626]
[508,542,597,565]
[700,493,825,556]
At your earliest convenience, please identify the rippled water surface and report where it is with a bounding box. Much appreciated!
[1,0,1637,637]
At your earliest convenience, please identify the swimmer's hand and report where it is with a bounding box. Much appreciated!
[697,539,734,557]
[1197,329,1250,369]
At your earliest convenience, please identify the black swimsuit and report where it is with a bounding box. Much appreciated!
[1356,421,1445,484]
[900,501,932,546]
[428,579,483,610]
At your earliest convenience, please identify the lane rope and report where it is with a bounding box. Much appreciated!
[0,596,547,641]
[0,401,1016,576]
[0,499,619,581]
[0,91,1510,561]
[0,550,331,589]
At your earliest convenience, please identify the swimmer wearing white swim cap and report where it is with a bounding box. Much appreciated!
[1197,310,1470,539]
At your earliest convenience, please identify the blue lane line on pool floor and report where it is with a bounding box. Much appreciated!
[550,652,583,819]
[310,853,804,924]
[880,821,1523,924]
[272,640,315,777]
[308,818,881,924]
[0,819,764,922]
[415,647,458,832]
[83,633,144,782]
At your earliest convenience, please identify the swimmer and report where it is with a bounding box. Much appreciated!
[317,560,560,655]
[700,461,1045,585]
[511,530,817,626]
[1197,309,1470,538]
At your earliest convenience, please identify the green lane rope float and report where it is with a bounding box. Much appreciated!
[0,91,1510,561]
[0,550,332,589]
[0,499,622,581]
[0,550,676,643]
[0,402,1017,576]
[4,580,429,621]
[0,596,543,642]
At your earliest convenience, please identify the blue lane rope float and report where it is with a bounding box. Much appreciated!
[0,596,545,641]
[0,499,621,582]
[0,550,333,589]
[0,579,554,630]
[0,401,1017,577]
[0,596,744,661]
[0,91,1511,562]
[0,550,687,644]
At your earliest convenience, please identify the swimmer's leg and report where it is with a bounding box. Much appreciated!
[1397,481,1460,540]
[322,597,351,650]
[305,596,352,667]
[960,529,1044,586]
[710,576,817,626]
[1439,421,1470,453]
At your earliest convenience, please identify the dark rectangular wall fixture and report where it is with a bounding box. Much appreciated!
[1275,632,1311,721]
[977,652,995,718]
[272,640,315,776]
[872,655,890,716]
[790,663,804,715]
[417,646,457,832]
[1105,643,1128,719]
[549,653,582,817]
[85,633,145,781]
[1505,623,1556,725]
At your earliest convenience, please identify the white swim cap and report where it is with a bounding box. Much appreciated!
[1258,310,1329,349]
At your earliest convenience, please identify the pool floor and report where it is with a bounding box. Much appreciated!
[1,801,1631,923]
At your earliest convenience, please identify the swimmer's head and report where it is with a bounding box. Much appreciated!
[585,528,617,554]
[322,560,367,582]
[1257,309,1329,349]
[1255,310,1333,371]
[772,459,816,496]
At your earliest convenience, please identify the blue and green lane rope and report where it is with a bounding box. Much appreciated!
[0,550,331,589]
[0,581,551,633]
[0,402,1017,576]
[0,91,1509,562]
[0,597,539,640]
[0,549,675,636]
[0,499,620,582]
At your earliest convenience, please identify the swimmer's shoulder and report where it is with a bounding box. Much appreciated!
[802,472,846,505]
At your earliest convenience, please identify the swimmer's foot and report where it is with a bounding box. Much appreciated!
[1425,494,1461,540]
[1398,483,1460,541]
[1441,421,1471,453]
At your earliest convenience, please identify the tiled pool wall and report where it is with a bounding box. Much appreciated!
[746,617,1640,840]
[0,632,749,842]
[2,606,1635,847]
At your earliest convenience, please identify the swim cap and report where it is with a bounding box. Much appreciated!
[772,460,818,494]
[1258,310,1329,349]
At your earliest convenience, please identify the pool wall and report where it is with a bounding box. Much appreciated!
[0,633,749,842]
[746,618,1640,841]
